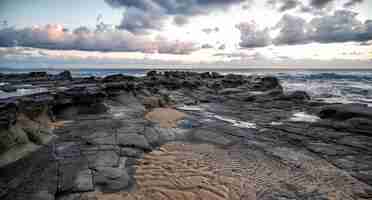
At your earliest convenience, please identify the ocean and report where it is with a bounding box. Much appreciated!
[1,68,372,106]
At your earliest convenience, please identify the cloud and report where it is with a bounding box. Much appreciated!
[105,0,245,33]
[235,10,372,48]
[0,24,198,54]
[343,0,363,7]
[309,0,333,9]
[273,10,372,45]
[241,0,255,10]
[213,52,249,58]
[266,0,301,12]
[278,0,300,12]
[0,47,34,58]
[308,10,371,43]
[218,44,226,50]
[173,16,189,26]
[201,27,220,34]
[116,7,164,34]
[235,22,271,48]
[274,14,308,45]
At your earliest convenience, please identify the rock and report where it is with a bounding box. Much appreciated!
[211,71,223,79]
[102,74,136,82]
[120,147,144,158]
[57,86,107,105]
[59,165,94,193]
[93,167,130,192]
[190,129,233,146]
[250,76,282,91]
[0,85,17,92]
[0,100,17,129]
[318,104,372,120]
[117,133,151,151]
[86,151,119,168]
[345,117,372,135]
[146,70,157,77]
[52,70,72,81]
[283,90,311,101]
[219,88,244,95]
[31,190,54,200]
[143,126,161,146]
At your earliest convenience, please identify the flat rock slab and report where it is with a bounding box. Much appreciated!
[318,104,372,120]
[191,129,233,146]
[93,167,130,192]
[117,134,151,151]
[86,151,119,168]
[59,167,93,193]
[120,147,144,158]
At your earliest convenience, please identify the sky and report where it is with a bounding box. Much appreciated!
[0,0,371,68]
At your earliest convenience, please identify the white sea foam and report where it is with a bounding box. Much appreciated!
[289,112,320,123]
[0,88,48,99]
[213,114,257,129]
[177,105,204,111]
[270,122,283,126]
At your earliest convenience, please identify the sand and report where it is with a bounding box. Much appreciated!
[145,108,187,128]
[82,142,256,200]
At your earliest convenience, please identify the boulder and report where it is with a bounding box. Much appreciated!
[146,70,157,77]
[318,104,372,120]
[0,85,17,92]
[117,133,151,151]
[345,117,372,135]
[93,167,130,192]
[52,70,72,81]
[219,88,244,95]
[281,91,311,101]
[251,76,282,91]
[102,74,136,82]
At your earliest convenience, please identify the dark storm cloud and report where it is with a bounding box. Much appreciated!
[0,24,198,54]
[278,0,301,12]
[235,22,271,48]
[105,0,246,33]
[309,0,333,9]
[344,0,364,7]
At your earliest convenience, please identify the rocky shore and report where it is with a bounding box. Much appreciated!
[0,70,372,200]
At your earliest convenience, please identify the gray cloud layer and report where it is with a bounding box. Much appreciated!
[235,22,271,48]
[105,0,245,34]
[344,0,364,7]
[0,24,198,54]
[237,10,372,48]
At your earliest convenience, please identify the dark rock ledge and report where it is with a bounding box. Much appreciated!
[0,70,371,200]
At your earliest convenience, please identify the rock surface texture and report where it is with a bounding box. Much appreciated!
[0,70,372,200]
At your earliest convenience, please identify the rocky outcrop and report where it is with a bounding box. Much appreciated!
[1,70,372,200]
[318,103,372,120]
